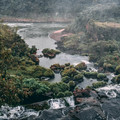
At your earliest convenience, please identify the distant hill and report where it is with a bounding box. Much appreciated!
[0,0,99,19]
[65,0,120,33]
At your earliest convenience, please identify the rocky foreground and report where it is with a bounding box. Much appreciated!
[19,86,120,120]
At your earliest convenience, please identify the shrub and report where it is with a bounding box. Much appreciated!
[92,81,106,88]
[73,73,83,82]
[115,65,120,75]
[75,62,87,71]
[97,73,108,81]
[115,74,120,84]
[64,91,73,97]
[44,69,54,78]
[84,72,98,78]
[57,92,65,98]
[62,76,70,83]
[103,63,115,72]
[61,68,78,78]
[30,45,37,54]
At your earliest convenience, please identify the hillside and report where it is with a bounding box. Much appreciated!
[54,0,120,73]
[0,0,100,19]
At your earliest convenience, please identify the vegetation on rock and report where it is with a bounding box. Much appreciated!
[42,48,60,58]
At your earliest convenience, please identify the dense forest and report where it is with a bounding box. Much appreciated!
[0,0,101,18]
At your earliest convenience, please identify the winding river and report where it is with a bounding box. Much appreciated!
[7,22,97,84]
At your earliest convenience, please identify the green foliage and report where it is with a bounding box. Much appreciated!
[84,72,98,79]
[75,62,87,71]
[103,63,115,72]
[64,91,72,97]
[23,78,50,95]
[116,65,120,75]
[68,81,75,89]
[31,66,54,79]
[115,75,120,84]
[62,76,70,83]
[49,82,70,98]
[73,73,83,82]
[30,45,37,54]
[92,81,107,88]
[42,48,60,58]
[61,68,78,78]
[97,73,107,81]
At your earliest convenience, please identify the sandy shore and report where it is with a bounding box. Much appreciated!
[50,29,73,41]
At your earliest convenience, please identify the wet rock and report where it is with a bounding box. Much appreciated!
[36,109,63,120]
[25,101,50,111]
[102,98,120,120]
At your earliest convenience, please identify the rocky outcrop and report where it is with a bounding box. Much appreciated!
[42,48,61,59]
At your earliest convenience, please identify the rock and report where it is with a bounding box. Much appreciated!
[42,48,61,59]
[25,101,50,111]
[29,54,39,65]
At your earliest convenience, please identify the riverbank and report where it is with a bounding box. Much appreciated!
[50,29,81,55]
[50,29,73,41]
[1,17,73,23]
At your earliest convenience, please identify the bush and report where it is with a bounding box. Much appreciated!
[64,91,73,97]
[44,69,54,78]
[30,46,37,54]
[75,62,87,71]
[73,73,83,82]
[84,72,98,78]
[62,76,70,83]
[57,92,65,98]
[92,81,106,88]
[115,65,120,75]
[97,73,108,81]
[61,68,78,78]
[103,63,115,72]
[115,74,120,84]
[68,81,76,90]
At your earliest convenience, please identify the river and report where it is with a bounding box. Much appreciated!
[1,22,120,120]
[6,22,97,84]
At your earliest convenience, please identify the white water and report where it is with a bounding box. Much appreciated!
[48,96,75,109]
[97,84,120,98]
[0,105,39,119]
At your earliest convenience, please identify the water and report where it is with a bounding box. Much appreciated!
[48,96,75,109]
[0,105,39,119]
[97,84,120,98]
[6,22,96,83]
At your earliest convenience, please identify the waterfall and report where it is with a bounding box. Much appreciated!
[48,96,75,109]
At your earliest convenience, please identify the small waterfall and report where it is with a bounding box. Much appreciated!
[48,96,75,109]
[0,105,39,119]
